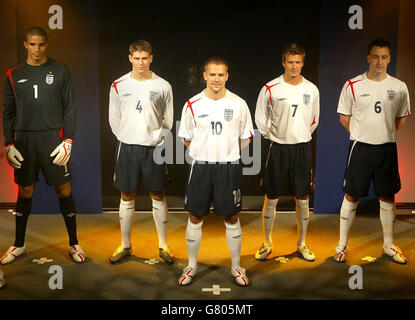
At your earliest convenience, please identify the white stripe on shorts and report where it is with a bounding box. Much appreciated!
[188,159,196,184]
[114,141,122,182]
[344,140,358,187]
[265,142,273,168]
[347,141,358,168]
[116,141,122,162]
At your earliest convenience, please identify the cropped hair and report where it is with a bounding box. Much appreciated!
[282,42,305,62]
[129,40,152,55]
[204,57,229,71]
[25,26,48,42]
[367,39,391,54]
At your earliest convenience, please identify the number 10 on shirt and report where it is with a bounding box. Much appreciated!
[211,121,223,135]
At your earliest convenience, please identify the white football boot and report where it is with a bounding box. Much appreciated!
[254,243,272,260]
[383,244,407,264]
[0,245,26,265]
[297,244,315,261]
[178,266,197,286]
[69,244,87,263]
[334,246,347,262]
[231,266,249,286]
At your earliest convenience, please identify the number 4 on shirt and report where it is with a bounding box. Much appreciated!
[136,100,143,112]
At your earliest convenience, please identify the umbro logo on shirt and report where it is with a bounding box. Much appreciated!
[360,93,370,97]
[122,93,132,97]
[277,98,286,101]
[17,79,28,83]
[198,114,209,118]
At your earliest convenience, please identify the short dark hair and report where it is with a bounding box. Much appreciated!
[25,26,48,42]
[367,38,391,54]
[282,42,305,62]
[204,57,229,71]
[129,40,152,55]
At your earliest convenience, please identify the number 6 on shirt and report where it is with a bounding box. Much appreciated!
[374,101,381,113]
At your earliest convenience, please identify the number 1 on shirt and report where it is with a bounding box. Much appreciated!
[33,85,38,99]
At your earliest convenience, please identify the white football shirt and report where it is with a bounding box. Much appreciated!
[255,75,320,144]
[109,72,173,146]
[337,73,410,144]
[178,89,254,162]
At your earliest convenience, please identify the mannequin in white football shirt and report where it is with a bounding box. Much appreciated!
[335,39,410,264]
[255,43,320,262]
[108,40,174,264]
[178,58,254,286]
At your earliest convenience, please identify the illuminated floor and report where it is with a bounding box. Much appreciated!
[0,209,414,299]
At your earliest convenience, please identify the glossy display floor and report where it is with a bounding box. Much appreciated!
[0,209,414,300]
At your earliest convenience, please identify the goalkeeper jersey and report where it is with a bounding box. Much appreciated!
[3,58,75,146]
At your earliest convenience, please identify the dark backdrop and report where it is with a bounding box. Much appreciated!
[2,0,412,214]
[0,0,102,213]
[98,1,321,206]
[315,0,400,213]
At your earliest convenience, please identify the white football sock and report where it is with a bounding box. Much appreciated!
[119,198,135,249]
[225,219,242,270]
[152,198,168,249]
[338,196,358,248]
[295,198,310,247]
[262,196,278,245]
[379,200,395,248]
[186,218,203,268]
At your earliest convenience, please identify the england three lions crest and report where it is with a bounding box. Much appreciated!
[303,94,310,105]
[387,90,395,101]
[224,108,233,121]
[46,73,54,85]
[149,90,159,102]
